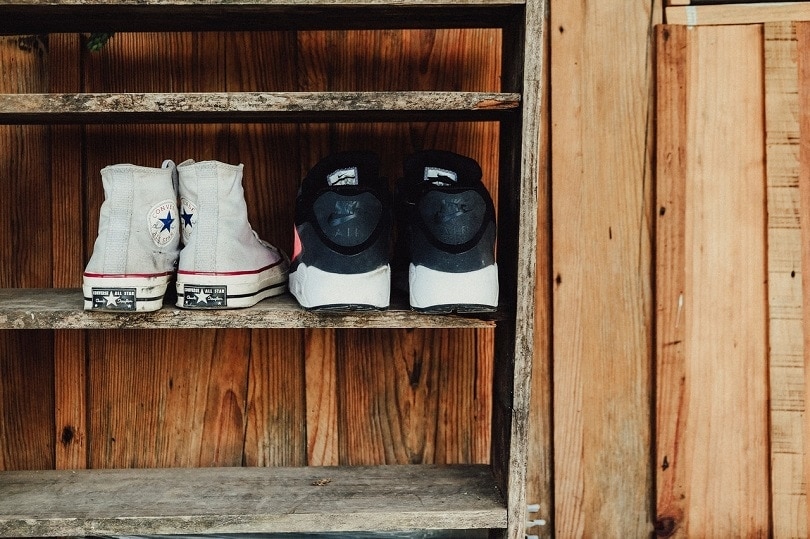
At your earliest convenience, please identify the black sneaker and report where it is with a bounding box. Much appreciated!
[289,151,392,310]
[397,150,498,312]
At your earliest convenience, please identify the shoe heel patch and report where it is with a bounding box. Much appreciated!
[91,287,137,311]
[183,284,228,308]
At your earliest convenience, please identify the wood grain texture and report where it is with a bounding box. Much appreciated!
[799,20,810,539]
[337,329,485,466]
[666,3,810,26]
[0,465,506,536]
[49,34,88,472]
[550,0,655,535]
[0,92,519,124]
[655,24,770,537]
[765,21,806,539]
[0,35,55,472]
[86,330,250,468]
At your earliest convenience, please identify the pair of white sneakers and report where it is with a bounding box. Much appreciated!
[82,159,289,312]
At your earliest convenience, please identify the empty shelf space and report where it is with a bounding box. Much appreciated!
[0,1,525,33]
[0,464,507,537]
[0,289,502,329]
[0,92,520,124]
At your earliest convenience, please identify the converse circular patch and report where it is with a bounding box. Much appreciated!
[147,199,179,247]
[180,197,197,244]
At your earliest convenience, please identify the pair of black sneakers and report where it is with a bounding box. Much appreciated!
[288,150,498,312]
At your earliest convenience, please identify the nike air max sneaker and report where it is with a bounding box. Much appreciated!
[289,151,392,310]
[398,150,498,312]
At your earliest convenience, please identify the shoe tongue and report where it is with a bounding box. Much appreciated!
[423,166,458,186]
[326,166,360,186]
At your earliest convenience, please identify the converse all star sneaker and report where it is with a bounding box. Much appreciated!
[398,150,498,312]
[175,160,288,309]
[289,151,392,310]
[83,160,180,312]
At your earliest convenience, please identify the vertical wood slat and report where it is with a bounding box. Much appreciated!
[225,31,307,467]
[550,0,655,535]
[50,33,87,472]
[0,34,55,472]
[655,24,770,537]
[765,21,807,539]
[798,20,810,539]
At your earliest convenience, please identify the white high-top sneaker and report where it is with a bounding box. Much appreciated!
[83,160,180,312]
[176,160,289,309]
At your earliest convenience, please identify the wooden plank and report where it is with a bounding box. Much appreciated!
[49,34,88,473]
[0,91,520,124]
[0,464,506,536]
[550,0,655,535]
[244,330,307,466]
[655,24,770,537]
[306,328,340,466]
[525,0,551,530]
[799,20,810,539]
[666,2,810,26]
[765,21,807,539]
[337,329,485,465]
[0,332,54,471]
[0,34,55,472]
[0,289,500,329]
[86,329,250,468]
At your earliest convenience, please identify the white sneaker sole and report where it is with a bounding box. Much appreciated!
[409,263,499,312]
[176,262,288,309]
[289,263,390,310]
[83,273,173,312]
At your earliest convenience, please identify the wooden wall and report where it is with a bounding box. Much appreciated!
[544,3,810,539]
[0,29,499,472]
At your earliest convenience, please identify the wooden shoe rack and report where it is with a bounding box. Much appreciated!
[0,2,546,538]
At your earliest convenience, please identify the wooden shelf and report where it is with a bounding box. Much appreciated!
[0,464,506,537]
[0,92,520,125]
[0,289,502,329]
[0,0,525,33]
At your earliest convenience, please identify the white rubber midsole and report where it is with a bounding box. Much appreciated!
[176,264,288,309]
[409,263,499,309]
[83,274,171,312]
[289,263,390,309]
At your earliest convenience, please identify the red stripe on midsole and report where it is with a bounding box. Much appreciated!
[177,259,284,277]
[84,271,174,278]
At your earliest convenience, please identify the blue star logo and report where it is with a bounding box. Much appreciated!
[181,209,194,227]
[159,211,175,233]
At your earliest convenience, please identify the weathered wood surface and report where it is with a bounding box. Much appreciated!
[0,289,500,328]
[0,465,506,536]
[666,2,810,25]
[550,0,657,536]
[0,92,519,124]
[799,20,810,539]
[765,21,807,539]
[655,24,770,537]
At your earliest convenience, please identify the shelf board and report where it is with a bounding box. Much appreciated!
[0,91,520,125]
[0,288,501,329]
[0,464,506,537]
[0,1,525,32]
